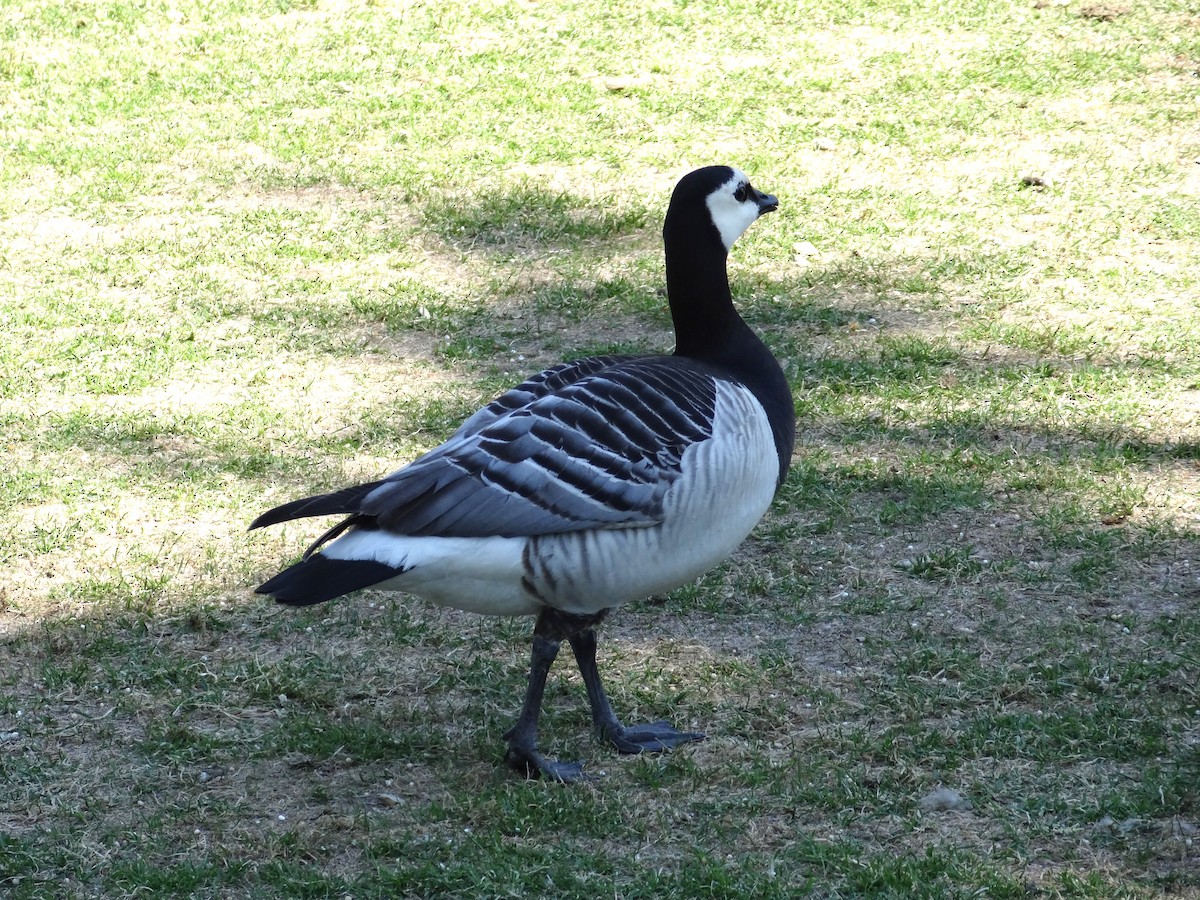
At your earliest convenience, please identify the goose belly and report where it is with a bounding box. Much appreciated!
[523,384,779,615]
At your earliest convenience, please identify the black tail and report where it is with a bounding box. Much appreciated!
[256,555,405,607]
[249,481,385,531]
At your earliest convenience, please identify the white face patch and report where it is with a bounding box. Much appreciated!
[705,167,765,251]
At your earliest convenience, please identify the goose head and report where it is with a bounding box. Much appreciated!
[664,165,779,253]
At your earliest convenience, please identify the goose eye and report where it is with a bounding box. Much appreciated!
[733,183,749,202]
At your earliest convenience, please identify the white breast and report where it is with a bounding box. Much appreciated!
[521,382,778,615]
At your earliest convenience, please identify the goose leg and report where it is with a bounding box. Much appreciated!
[502,633,586,782]
[567,628,705,754]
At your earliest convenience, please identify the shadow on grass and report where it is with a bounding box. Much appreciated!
[420,180,653,254]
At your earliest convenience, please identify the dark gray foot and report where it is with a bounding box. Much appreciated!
[503,630,594,783]
[566,629,705,759]
[605,720,706,755]
[504,611,702,782]
[503,744,588,783]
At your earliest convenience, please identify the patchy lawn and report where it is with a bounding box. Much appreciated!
[1,0,1197,896]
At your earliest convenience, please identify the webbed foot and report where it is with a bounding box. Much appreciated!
[604,720,706,755]
[503,745,589,783]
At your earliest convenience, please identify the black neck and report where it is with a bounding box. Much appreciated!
[664,222,752,360]
[663,219,796,486]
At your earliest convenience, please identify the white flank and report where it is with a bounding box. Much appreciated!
[321,530,537,616]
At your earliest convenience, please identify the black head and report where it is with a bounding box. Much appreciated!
[664,166,779,252]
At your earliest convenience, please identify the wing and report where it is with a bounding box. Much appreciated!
[251,357,720,544]
[451,354,637,438]
[249,355,633,533]
[361,358,718,536]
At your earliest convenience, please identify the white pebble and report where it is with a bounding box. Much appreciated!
[919,787,972,812]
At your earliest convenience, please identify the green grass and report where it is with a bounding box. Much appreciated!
[1,0,1198,896]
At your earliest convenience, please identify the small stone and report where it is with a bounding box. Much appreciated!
[1117,817,1140,835]
[600,75,650,92]
[1080,4,1129,20]
[918,787,972,812]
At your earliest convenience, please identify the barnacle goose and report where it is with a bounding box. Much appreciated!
[251,165,795,781]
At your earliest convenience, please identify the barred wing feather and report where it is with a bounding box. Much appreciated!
[359,359,717,538]
[252,357,721,545]
[452,354,635,438]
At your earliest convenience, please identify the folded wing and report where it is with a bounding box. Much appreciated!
[251,357,720,549]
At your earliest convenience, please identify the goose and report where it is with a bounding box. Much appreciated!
[250,165,795,781]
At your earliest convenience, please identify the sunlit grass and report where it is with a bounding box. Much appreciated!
[0,0,1197,896]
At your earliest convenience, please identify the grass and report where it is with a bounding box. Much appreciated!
[1,0,1199,896]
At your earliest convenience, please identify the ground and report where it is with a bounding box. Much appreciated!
[0,0,1197,896]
